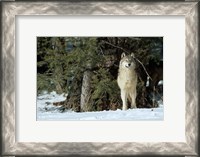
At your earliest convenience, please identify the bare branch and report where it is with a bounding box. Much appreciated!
[134,58,152,81]
[103,40,130,54]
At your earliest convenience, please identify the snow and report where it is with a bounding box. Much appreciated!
[37,91,163,121]
[158,80,163,85]
[146,76,150,87]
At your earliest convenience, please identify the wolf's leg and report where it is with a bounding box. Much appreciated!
[131,99,137,108]
[131,90,137,109]
[121,91,127,110]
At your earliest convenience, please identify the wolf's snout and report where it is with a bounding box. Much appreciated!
[125,63,131,68]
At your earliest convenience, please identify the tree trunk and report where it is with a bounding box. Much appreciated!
[80,70,92,112]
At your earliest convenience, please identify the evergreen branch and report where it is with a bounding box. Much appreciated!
[103,40,152,80]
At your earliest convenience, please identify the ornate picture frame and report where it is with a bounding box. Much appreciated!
[1,1,199,156]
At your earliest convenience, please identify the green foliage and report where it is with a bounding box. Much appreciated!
[91,68,120,105]
[37,74,54,94]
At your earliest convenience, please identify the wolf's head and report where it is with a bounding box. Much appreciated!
[120,53,136,69]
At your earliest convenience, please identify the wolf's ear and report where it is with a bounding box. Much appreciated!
[131,53,135,58]
[121,53,126,58]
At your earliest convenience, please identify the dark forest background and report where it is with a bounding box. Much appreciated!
[37,37,163,112]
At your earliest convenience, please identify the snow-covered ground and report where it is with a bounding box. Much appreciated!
[37,91,163,121]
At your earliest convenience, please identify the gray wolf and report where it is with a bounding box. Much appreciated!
[117,53,137,110]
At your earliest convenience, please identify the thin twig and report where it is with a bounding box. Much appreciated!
[103,40,152,80]
[134,58,152,80]
[99,47,105,56]
[103,40,130,54]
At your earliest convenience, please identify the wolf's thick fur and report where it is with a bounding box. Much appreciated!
[117,53,137,110]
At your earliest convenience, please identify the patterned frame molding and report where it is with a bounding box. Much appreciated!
[1,1,199,156]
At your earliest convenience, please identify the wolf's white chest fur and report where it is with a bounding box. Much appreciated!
[118,68,137,90]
